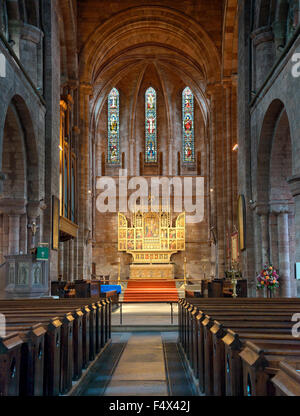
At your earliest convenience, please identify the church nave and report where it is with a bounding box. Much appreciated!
[76,331,195,397]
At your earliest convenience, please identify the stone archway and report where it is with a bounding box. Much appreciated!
[256,99,295,297]
[0,96,40,263]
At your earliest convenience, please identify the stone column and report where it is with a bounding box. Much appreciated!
[78,82,93,280]
[256,205,269,266]
[251,27,275,91]
[129,139,134,176]
[58,242,64,280]
[277,208,291,297]
[8,214,20,254]
[69,239,74,282]
[63,241,69,281]
[168,139,173,176]
[288,175,300,296]
[19,214,28,254]
[269,212,279,266]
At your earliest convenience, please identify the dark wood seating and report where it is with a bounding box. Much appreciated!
[5,317,62,396]
[271,361,300,396]
[5,323,46,396]
[0,332,23,396]
[0,296,112,396]
[178,298,300,396]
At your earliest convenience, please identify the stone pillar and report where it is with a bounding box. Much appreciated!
[78,82,93,280]
[269,212,279,266]
[2,214,9,258]
[129,140,134,176]
[168,139,173,176]
[58,242,64,280]
[20,24,43,87]
[277,209,291,297]
[6,0,22,58]
[288,175,300,296]
[63,240,69,281]
[8,214,20,254]
[19,214,28,254]
[256,205,269,266]
[273,0,290,56]
[251,27,275,91]
[69,239,74,282]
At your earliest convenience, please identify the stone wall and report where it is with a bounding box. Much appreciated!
[238,0,300,297]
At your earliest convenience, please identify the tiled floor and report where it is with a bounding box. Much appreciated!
[77,303,194,397]
[104,333,168,396]
[79,331,195,396]
[112,302,178,326]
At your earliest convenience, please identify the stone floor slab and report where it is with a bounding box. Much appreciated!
[104,380,168,396]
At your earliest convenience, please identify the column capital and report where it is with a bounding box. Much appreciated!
[269,204,291,215]
[255,202,269,216]
[205,82,223,97]
[251,26,274,47]
[27,200,46,218]
[288,175,300,197]
[79,81,93,97]
[0,198,26,215]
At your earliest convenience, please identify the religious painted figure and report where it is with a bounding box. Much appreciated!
[182,87,194,163]
[145,87,157,163]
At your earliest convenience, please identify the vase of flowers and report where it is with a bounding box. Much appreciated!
[256,265,279,298]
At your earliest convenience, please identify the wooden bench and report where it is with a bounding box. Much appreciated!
[0,297,112,396]
[271,361,300,396]
[5,323,46,396]
[5,317,62,396]
[0,332,23,396]
[178,298,300,396]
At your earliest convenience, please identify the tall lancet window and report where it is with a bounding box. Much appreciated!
[182,87,194,163]
[108,88,120,164]
[145,87,157,163]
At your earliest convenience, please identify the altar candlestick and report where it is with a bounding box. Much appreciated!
[118,257,121,285]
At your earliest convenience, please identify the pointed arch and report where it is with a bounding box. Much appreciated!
[107,87,120,164]
[145,87,157,163]
[182,86,194,163]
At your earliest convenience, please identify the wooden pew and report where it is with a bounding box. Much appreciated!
[0,303,82,394]
[5,317,62,396]
[239,340,300,396]
[271,361,300,396]
[0,332,23,396]
[2,311,74,394]
[178,299,300,396]
[0,296,112,396]
[198,313,296,395]
[5,324,46,396]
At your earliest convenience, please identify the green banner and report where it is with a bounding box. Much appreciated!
[36,246,49,261]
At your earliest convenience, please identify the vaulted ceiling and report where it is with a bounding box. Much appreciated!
[76,1,238,131]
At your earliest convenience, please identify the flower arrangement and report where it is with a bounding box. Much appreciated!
[257,265,279,291]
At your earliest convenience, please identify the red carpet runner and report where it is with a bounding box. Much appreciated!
[123,280,179,302]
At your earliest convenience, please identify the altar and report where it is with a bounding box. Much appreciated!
[130,264,174,279]
[118,206,185,279]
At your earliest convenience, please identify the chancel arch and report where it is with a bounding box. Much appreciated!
[0,95,41,277]
[256,99,295,297]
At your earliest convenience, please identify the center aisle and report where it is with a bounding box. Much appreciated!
[104,333,168,396]
[78,331,195,396]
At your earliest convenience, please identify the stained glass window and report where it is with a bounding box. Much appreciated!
[145,87,157,163]
[182,87,194,163]
[108,88,120,164]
